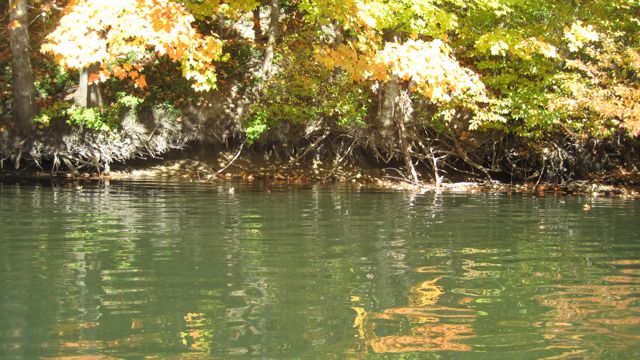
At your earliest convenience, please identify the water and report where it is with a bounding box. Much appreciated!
[0,180,639,359]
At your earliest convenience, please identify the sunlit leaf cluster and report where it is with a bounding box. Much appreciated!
[550,33,640,137]
[41,0,223,91]
[312,0,490,120]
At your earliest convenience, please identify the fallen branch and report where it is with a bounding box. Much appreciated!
[383,175,422,187]
[323,137,358,181]
[210,141,245,179]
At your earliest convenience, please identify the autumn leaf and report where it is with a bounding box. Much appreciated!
[99,70,110,82]
[113,66,127,80]
[41,0,223,91]
[7,20,20,30]
[134,75,147,88]
[88,73,101,84]
[88,70,110,84]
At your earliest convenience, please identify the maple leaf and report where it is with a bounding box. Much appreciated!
[134,75,147,89]
[113,66,127,80]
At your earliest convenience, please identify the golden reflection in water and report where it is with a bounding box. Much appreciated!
[409,277,443,307]
[180,312,212,353]
[461,259,501,279]
[368,323,474,353]
[48,312,214,358]
[536,259,640,357]
[42,356,117,360]
[352,276,477,355]
[54,336,143,354]
[50,320,142,355]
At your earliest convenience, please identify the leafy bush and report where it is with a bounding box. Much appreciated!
[33,101,72,128]
[66,107,110,131]
[244,110,270,144]
[33,93,144,132]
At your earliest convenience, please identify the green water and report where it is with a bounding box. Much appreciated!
[0,181,639,359]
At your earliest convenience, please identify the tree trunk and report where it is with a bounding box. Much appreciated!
[8,0,37,134]
[377,75,419,182]
[74,64,103,108]
[261,0,279,77]
[217,12,225,36]
[377,76,400,145]
[396,90,419,183]
[252,6,262,43]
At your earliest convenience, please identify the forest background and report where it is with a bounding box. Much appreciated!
[2,0,639,186]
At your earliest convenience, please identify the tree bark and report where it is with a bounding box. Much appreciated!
[261,0,279,77]
[8,0,37,134]
[74,64,103,108]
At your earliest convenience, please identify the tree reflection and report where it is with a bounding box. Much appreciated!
[352,276,477,354]
[536,259,640,355]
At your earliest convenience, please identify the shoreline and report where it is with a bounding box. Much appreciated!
[2,160,638,198]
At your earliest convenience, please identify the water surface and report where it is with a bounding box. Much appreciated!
[1,180,639,358]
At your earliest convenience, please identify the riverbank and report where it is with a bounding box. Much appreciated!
[2,145,638,198]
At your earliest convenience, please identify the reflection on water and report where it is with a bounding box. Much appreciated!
[536,259,640,358]
[353,276,477,354]
[0,181,639,359]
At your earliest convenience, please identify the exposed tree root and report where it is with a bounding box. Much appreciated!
[1,108,638,187]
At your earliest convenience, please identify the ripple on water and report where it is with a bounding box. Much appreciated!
[0,182,639,359]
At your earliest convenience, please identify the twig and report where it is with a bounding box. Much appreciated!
[31,155,43,171]
[286,129,330,166]
[323,137,358,181]
[384,175,422,186]
[211,141,245,179]
[448,132,493,181]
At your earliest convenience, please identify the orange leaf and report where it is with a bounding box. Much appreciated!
[88,73,101,84]
[39,0,222,91]
[7,20,20,30]
[113,66,127,80]
[134,75,147,88]
[89,70,109,84]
